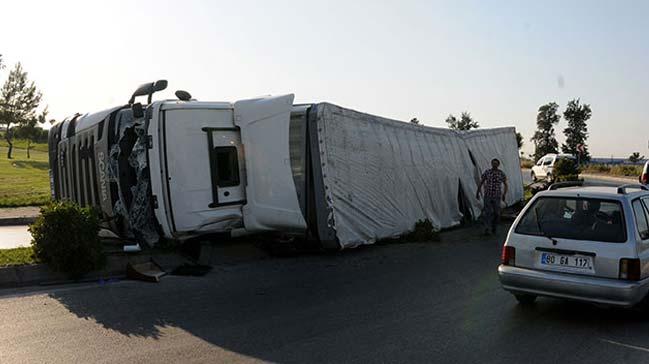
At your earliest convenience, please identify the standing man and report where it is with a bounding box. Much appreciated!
[476,158,508,235]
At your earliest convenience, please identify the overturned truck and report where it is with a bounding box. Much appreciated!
[48,81,523,250]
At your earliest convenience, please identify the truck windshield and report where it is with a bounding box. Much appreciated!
[515,197,626,243]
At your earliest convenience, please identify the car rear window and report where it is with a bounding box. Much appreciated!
[515,197,626,243]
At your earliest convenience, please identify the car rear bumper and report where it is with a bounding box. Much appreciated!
[498,265,649,307]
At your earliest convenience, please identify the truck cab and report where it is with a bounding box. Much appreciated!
[49,82,331,247]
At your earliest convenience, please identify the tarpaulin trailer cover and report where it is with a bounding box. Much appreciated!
[313,103,523,249]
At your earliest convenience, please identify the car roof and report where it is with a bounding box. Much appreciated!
[542,153,573,158]
[539,186,649,200]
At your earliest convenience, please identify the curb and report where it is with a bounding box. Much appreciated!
[0,217,37,227]
[0,255,128,289]
[0,252,192,289]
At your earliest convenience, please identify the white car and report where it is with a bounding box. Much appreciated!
[640,161,649,184]
[498,183,649,307]
[530,153,574,182]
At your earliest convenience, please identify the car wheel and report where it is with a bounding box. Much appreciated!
[514,294,537,305]
[531,171,537,182]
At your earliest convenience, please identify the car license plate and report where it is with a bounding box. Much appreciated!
[539,252,594,273]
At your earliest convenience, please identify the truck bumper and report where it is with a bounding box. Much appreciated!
[498,265,649,307]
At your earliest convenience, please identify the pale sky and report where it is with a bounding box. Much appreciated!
[1,0,647,157]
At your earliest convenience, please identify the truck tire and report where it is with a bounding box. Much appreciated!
[514,294,537,305]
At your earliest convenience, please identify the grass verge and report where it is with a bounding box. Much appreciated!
[580,164,642,177]
[0,247,38,267]
[0,144,50,207]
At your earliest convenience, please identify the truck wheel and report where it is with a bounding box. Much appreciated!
[514,294,537,305]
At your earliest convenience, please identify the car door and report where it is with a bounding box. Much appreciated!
[543,156,554,177]
[637,197,649,278]
[534,157,547,178]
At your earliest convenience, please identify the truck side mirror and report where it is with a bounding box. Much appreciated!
[128,79,168,104]
[175,90,192,101]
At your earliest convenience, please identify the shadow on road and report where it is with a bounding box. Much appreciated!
[44,223,649,362]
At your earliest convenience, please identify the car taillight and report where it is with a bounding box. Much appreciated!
[501,246,515,266]
[619,258,641,281]
[642,173,649,185]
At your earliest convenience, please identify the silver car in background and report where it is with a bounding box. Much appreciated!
[498,184,649,307]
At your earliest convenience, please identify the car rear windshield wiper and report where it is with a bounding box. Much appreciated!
[534,207,558,245]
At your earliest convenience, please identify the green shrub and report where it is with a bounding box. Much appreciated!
[581,164,610,174]
[553,158,580,181]
[610,165,642,177]
[29,201,105,279]
[403,219,440,242]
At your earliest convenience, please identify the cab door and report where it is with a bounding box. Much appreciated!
[163,108,245,233]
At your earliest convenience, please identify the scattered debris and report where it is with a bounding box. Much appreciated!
[123,243,142,253]
[126,259,166,282]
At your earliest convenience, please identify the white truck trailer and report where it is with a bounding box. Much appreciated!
[48,81,523,250]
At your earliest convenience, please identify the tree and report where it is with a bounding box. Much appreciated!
[0,54,4,70]
[0,63,42,159]
[410,117,419,124]
[530,102,560,161]
[14,106,49,158]
[562,98,591,161]
[446,112,479,131]
[629,152,644,164]
[516,132,524,150]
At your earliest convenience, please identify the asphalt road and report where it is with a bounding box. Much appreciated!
[2,225,649,363]
[521,169,631,187]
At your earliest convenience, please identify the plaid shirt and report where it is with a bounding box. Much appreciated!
[481,169,507,198]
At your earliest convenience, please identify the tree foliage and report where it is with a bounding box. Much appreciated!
[531,102,560,161]
[0,63,42,159]
[446,112,479,131]
[553,157,580,182]
[13,107,50,158]
[562,99,591,161]
[516,132,524,150]
[629,152,644,164]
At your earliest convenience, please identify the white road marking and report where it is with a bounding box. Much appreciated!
[600,338,649,353]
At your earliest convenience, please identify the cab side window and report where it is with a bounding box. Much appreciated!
[537,157,545,166]
[543,157,553,166]
[211,146,240,187]
[632,200,649,240]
